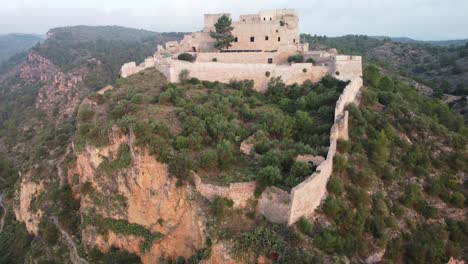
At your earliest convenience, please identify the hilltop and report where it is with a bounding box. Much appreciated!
[0,24,466,264]
[0,33,43,63]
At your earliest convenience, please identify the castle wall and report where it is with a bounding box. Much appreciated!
[162,60,328,92]
[257,186,291,224]
[183,60,362,224]
[192,173,256,208]
[118,8,363,224]
[287,76,362,224]
[333,55,363,79]
[196,52,277,64]
[229,20,299,51]
[195,44,299,65]
[204,14,231,32]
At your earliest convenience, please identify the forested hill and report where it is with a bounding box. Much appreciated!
[32,26,185,83]
[303,34,468,97]
[371,36,468,47]
[0,33,43,63]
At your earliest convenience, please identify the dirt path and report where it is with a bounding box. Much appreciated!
[57,145,71,187]
[52,217,88,264]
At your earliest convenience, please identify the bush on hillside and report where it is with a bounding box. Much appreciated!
[288,55,304,63]
[177,53,194,62]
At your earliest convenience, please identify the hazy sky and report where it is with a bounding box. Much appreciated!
[1,0,468,40]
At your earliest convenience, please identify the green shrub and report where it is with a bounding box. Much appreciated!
[257,166,282,186]
[327,176,344,195]
[199,150,218,170]
[83,214,162,252]
[363,64,381,87]
[450,192,466,208]
[306,57,316,64]
[78,107,95,122]
[38,219,60,245]
[99,143,132,173]
[298,217,313,235]
[209,197,234,220]
[314,228,345,254]
[188,77,201,85]
[288,55,304,63]
[232,226,285,260]
[216,140,235,169]
[290,161,312,179]
[177,53,194,62]
[130,93,144,104]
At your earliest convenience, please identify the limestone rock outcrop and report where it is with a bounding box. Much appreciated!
[70,128,207,262]
[13,176,44,235]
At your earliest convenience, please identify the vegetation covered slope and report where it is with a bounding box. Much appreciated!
[76,69,347,190]
[303,34,468,98]
[203,65,467,264]
[0,26,183,263]
[0,33,43,63]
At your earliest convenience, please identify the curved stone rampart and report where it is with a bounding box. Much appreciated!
[286,76,362,224]
[120,50,362,224]
[191,75,362,224]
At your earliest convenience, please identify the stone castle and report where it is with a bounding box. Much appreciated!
[120,9,362,91]
[120,9,363,225]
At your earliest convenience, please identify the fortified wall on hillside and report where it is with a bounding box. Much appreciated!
[120,9,363,224]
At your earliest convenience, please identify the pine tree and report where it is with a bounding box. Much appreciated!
[373,130,390,168]
[210,15,235,50]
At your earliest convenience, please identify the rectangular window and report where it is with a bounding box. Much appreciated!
[278,37,281,42]
[268,58,273,64]
[250,37,255,42]
[234,37,238,42]
[265,36,269,41]
[293,39,296,43]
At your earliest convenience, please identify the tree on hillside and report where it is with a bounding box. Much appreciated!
[210,15,235,51]
[372,130,390,168]
[364,65,381,87]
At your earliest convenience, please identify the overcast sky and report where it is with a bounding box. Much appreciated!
[1,0,468,40]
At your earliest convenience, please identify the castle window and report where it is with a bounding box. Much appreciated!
[234,37,238,42]
[263,17,266,21]
[270,18,272,20]
[250,37,255,42]
[293,39,296,43]
[268,58,273,64]
[265,36,269,41]
[276,30,279,33]
[278,37,281,42]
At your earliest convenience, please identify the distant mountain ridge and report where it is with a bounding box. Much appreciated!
[371,36,468,46]
[0,33,44,62]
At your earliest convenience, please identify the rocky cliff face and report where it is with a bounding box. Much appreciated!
[20,53,101,120]
[13,175,44,235]
[69,127,207,262]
